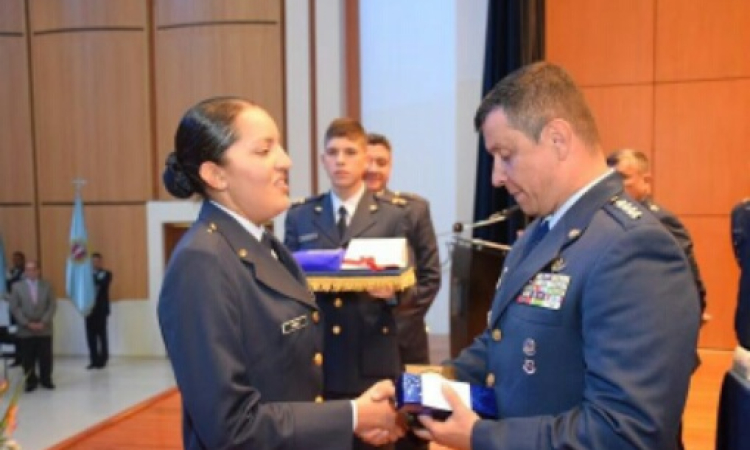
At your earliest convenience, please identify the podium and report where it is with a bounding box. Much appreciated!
[449,237,508,357]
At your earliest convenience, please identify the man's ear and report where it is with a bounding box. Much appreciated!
[199,161,227,191]
[542,118,573,160]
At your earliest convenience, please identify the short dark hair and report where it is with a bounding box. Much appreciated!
[366,133,392,152]
[163,97,256,199]
[474,62,600,146]
[92,252,102,259]
[324,118,366,147]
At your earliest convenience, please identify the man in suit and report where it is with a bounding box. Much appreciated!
[732,198,750,350]
[607,148,707,316]
[416,62,700,450]
[285,118,410,450]
[4,251,25,366]
[365,133,441,450]
[10,259,57,392]
[86,252,112,369]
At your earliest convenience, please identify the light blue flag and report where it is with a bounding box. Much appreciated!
[65,188,96,316]
[0,232,7,297]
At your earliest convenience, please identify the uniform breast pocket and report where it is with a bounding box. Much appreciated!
[507,303,563,326]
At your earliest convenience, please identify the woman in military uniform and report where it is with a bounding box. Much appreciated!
[158,97,401,450]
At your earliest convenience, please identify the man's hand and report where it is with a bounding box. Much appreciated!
[354,380,405,446]
[367,286,395,300]
[414,383,479,450]
[28,322,43,331]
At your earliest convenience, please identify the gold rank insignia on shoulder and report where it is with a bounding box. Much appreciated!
[290,197,306,206]
[567,228,581,240]
[392,197,407,206]
[237,248,248,258]
[611,197,642,219]
[649,204,660,212]
[207,222,217,233]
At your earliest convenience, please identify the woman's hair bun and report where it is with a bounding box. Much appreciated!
[162,152,195,199]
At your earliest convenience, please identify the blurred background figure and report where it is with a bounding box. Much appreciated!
[86,252,112,369]
[9,259,56,392]
[607,148,707,316]
[4,251,25,366]
[731,198,750,350]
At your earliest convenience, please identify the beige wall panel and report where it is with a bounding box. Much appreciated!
[655,0,750,81]
[0,206,38,263]
[155,0,280,27]
[681,216,738,349]
[40,205,147,300]
[0,37,34,203]
[653,80,750,215]
[154,25,284,199]
[29,0,146,32]
[546,0,654,86]
[32,32,151,202]
[0,0,25,33]
[583,85,654,157]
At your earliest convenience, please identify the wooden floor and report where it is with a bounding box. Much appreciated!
[50,348,733,450]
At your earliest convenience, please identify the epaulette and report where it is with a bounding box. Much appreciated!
[390,190,425,202]
[289,193,325,208]
[608,195,643,220]
[375,190,408,207]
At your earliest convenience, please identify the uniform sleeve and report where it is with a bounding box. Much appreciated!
[284,208,301,251]
[733,203,750,348]
[471,224,700,450]
[659,213,707,313]
[732,203,748,266]
[448,330,490,386]
[402,200,441,313]
[158,245,352,450]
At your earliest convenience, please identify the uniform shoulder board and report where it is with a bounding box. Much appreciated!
[290,193,325,208]
[609,196,643,220]
[391,190,423,201]
[375,190,408,207]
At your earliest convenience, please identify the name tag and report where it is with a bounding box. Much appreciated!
[282,315,309,335]
[299,233,318,243]
[516,273,570,310]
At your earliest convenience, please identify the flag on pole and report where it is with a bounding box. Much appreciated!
[66,183,95,316]
[0,232,7,297]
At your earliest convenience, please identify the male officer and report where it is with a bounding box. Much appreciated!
[284,118,409,450]
[416,62,700,450]
[365,133,440,450]
[86,252,112,369]
[732,198,750,350]
[607,148,707,316]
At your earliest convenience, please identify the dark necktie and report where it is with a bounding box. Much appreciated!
[260,233,275,257]
[337,206,348,241]
[522,219,550,260]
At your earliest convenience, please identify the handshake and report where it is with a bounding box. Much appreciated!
[352,380,406,446]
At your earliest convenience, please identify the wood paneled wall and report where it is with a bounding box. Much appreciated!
[153,0,284,199]
[547,0,750,349]
[0,0,285,300]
